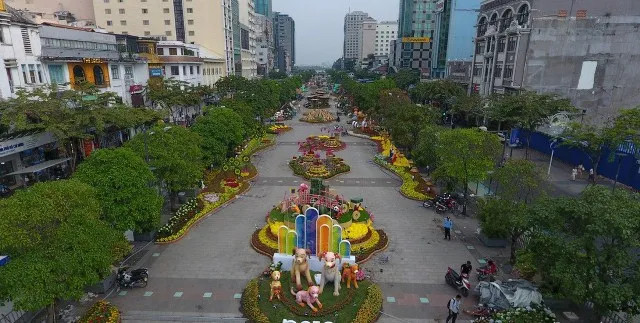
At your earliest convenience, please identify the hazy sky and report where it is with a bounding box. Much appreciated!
[273,0,400,66]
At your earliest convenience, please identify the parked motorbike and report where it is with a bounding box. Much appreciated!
[117,267,149,288]
[423,199,447,213]
[445,267,471,297]
[476,260,498,281]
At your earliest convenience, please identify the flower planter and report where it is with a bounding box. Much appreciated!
[478,232,508,248]
[85,271,116,294]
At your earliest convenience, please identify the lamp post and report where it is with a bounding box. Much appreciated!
[547,139,559,176]
[612,152,627,193]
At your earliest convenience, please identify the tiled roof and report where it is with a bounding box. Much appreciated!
[5,5,37,25]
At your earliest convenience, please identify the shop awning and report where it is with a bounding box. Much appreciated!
[5,158,71,176]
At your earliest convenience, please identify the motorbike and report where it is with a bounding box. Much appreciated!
[476,260,498,281]
[445,267,471,297]
[117,267,149,288]
[423,199,447,213]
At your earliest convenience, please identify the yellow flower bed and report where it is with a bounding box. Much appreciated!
[79,300,120,323]
[352,285,383,323]
[352,229,380,251]
[269,221,285,236]
[342,222,369,240]
[258,225,279,249]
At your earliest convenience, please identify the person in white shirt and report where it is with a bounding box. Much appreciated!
[446,294,462,323]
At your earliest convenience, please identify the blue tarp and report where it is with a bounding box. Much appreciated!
[0,255,8,266]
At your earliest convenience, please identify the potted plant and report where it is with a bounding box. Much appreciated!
[477,199,510,248]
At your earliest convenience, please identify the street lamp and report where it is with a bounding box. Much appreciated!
[547,139,559,176]
[612,152,628,193]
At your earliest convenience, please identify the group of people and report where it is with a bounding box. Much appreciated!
[571,163,595,183]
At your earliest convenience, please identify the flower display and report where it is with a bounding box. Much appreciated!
[351,285,383,323]
[258,225,279,249]
[374,155,428,201]
[473,305,559,323]
[267,124,292,134]
[79,300,120,323]
[342,222,369,240]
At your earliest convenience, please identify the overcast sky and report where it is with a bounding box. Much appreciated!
[273,0,400,66]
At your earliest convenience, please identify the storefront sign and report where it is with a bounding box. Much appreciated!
[0,132,55,158]
[129,84,144,93]
[83,58,104,64]
[402,37,431,43]
[435,0,445,12]
[149,68,163,77]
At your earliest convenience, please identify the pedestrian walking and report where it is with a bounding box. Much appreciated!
[588,168,595,184]
[571,167,577,181]
[577,162,584,177]
[446,295,462,323]
[443,216,453,240]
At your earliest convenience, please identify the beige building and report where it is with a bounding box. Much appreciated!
[92,0,229,77]
[238,0,257,78]
[360,17,377,60]
[6,0,95,21]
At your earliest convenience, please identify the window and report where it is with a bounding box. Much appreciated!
[144,31,150,36]
[165,20,171,25]
[494,66,502,78]
[124,66,133,79]
[182,66,186,75]
[196,66,200,74]
[105,9,111,14]
[189,66,193,75]
[187,8,193,13]
[473,65,482,76]
[165,31,172,36]
[163,8,170,13]
[104,0,109,2]
[142,8,148,13]
[106,20,113,26]
[504,65,514,78]
[21,64,28,83]
[497,37,506,52]
[169,48,177,55]
[119,8,125,14]
[48,65,65,84]
[28,64,36,83]
[143,20,149,25]
[36,64,43,83]
[170,66,179,75]
[111,65,120,79]
[187,19,194,25]
[507,36,517,51]
[188,31,194,36]
[475,42,485,54]
[120,20,127,26]
[157,48,164,55]
[93,66,105,86]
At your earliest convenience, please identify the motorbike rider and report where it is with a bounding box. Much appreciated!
[459,261,472,283]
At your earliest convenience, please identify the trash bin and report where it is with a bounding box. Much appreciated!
[178,192,187,204]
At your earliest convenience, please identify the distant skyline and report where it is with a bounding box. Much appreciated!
[273,0,399,66]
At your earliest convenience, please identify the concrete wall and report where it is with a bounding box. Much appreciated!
[523,16,640,123]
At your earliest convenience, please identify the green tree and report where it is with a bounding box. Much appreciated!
[0,83,160,170]
[477,198,530,262]
[215,75,252,99]
[73,148,163,233]
[409,79,465,107]
[490,91,574,158]
[192,107,245,166]
[219,99,261,137]
[268,70,288,79]
[0,180,129,313]
[526,186,640,318]
[125,126,204,208]
[434,128,502,212]
[411,125,443,168]
[389,69,420,90]
[384,103,438,151]
[147,78,203,122]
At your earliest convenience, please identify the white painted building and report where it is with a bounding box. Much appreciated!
[0,6,45,99]
[157,41,204,86]
[199,46,226,86]
[239,0,257,79]
[375,20,398,58]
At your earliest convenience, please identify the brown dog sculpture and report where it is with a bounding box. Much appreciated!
[290,285,323,312]
[341,263,359,289]
[269,270,282,301]
[291,247,313,290]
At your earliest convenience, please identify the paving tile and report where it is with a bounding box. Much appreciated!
[203,292,212,298]
[386,296,396,303]
[420,297,430,304]
[466,245,475,250]
[143,291,153,297]
[477,258,487,265]
[118,291,127,296]
[233,293,242,299]
[152,253,160,257]
[173,291,183,298]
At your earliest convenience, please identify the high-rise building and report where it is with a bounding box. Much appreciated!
[238,0,257,78]
[254,0,272,18]
[6,0,95,23]
[255,13,274,76]
[470,0,640,124]
[273,12,295,73]
[92,0,230,77]
[395,0,437,77]
[431,0,452,78]
[375,21,398,57]
[445,0,480,62]
[342,11,369,60]
[360,17,377,61]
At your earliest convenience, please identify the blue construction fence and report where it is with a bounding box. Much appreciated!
[511,129,640,191]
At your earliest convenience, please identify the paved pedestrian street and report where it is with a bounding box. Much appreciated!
[110,101,479,322]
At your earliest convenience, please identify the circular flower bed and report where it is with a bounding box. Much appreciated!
[79,300,121,323]
[289,158,350,180]
[241,271,382,323]
[300,110,337,123]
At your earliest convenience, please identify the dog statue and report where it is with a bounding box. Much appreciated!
[269,270,282,301]
[318,251,341,296]
[290,285,323,312]
[291,247,314,290]
[341,263,359,289]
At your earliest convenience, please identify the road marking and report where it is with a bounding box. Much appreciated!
[152,253,160,257]
[386,181,392,184]
[371,181,375,184]
[203,292,213,298]
[386,296,396,303]
[477,259,487,265]
[420,297,430,304]
[173,292,183,298]
[234,293,242,299]
[467,245,475,250]
[355,181,360,184]
[339,180,344,183]
[143,291,153,297]
[262,180,268,183]
[293,180,298,183]
[118,291,127,296]
[277,180,283,183]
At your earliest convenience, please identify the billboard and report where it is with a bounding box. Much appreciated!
[401,37,431,43]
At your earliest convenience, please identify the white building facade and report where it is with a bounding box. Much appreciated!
[157,41,204,86]
[254,13,274,76]
[343,11,369,60]
[238,0,257,78]
[375,20,398,57]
